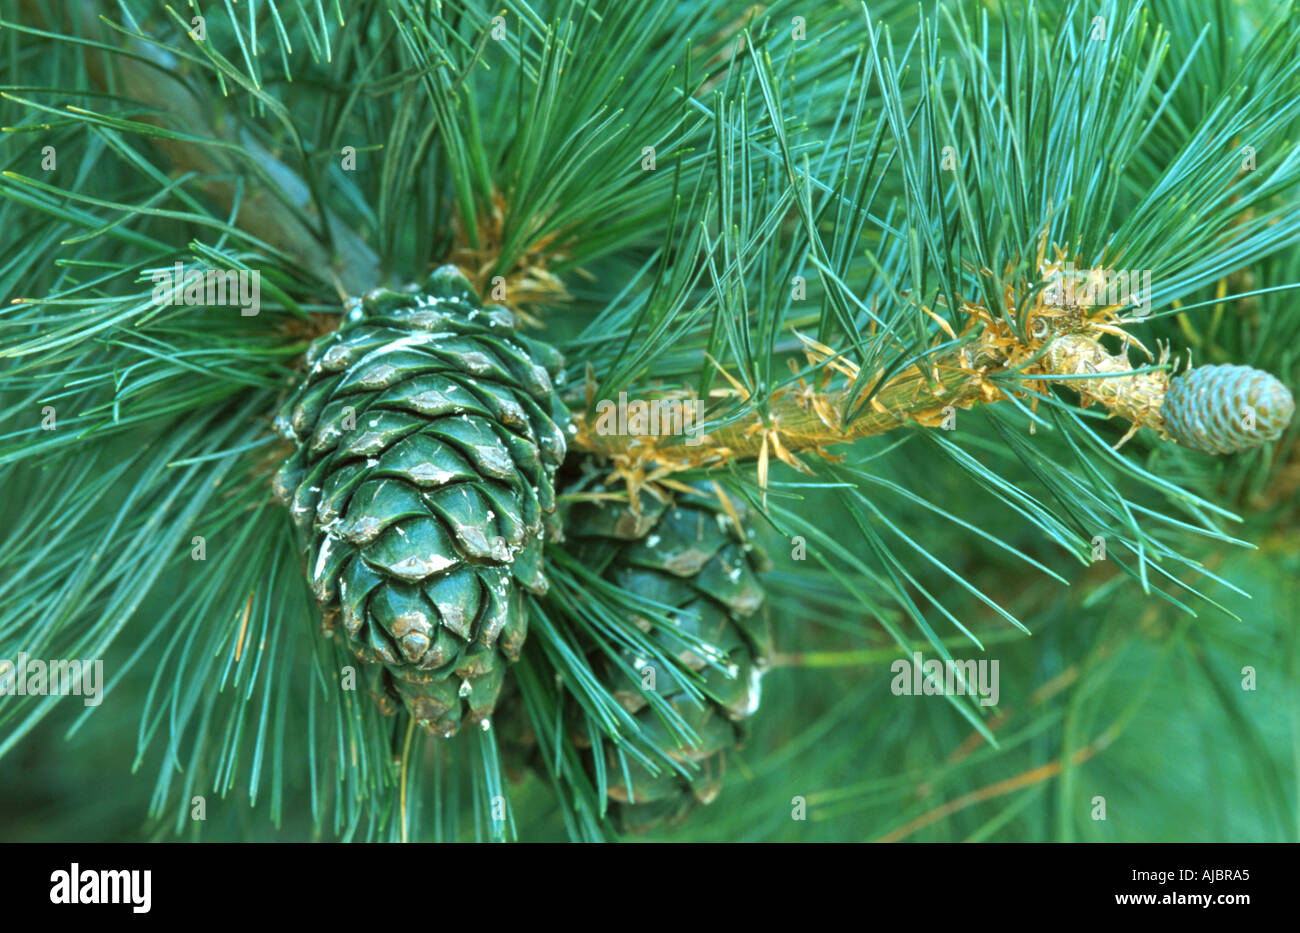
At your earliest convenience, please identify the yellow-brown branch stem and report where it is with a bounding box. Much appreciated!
[571,350,996,466]
[568,321,1172,501]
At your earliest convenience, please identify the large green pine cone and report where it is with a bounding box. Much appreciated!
[273,266,571,736]
[565,486,772,832]
[1162,364,1294,455]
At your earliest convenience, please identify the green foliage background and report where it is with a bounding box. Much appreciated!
[1,0,1297,841]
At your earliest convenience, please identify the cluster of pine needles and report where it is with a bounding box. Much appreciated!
[1,0,1299,841]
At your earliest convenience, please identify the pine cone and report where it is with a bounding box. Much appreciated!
[564,486,771,831]
[273,266,570,736]
[1162,364,1294,455]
